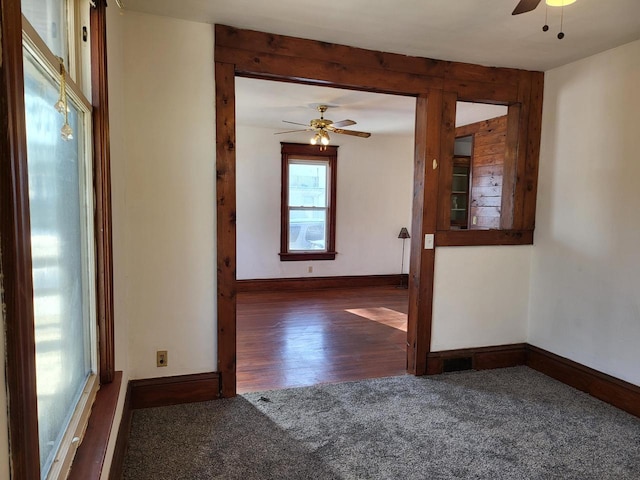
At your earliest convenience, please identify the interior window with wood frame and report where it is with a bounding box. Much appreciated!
[21,1,98,478]
[437,93,538,245]
[451,102,509,230]
[280,143,338,261]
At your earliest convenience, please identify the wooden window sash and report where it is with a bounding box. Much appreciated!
[280,143,337,261]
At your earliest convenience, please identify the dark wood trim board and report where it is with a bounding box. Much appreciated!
[527,344,640,418]
[1,0,42,476]
[426,343,527,375]
[90,0,116,385]
[237,274,408,292]
[130,372,221,409]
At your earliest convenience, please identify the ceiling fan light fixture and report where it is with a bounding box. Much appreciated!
[545,0,576,6]
[310,133,320,145]
[321,131,330,146]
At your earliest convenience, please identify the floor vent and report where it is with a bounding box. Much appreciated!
[442,356,473,372]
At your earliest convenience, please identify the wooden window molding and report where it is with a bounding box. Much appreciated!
[91,0,116,385]
[0,0,41,477]
[435,73,543,247]
[279,143,338,262]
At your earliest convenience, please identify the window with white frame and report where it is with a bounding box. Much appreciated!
[21,1,98,478]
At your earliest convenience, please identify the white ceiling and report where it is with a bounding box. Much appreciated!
[235,77,507,136]
[124,0,640,71]
[123,0,639,136]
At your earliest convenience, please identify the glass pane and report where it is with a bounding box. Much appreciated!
[452,175,468,193]
[454,102,509,229]
[288,162,327,207]
[24,50,91,477]
[22,0,68,61]
[289,209,327,251]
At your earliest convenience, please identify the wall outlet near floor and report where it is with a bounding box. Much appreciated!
[308,266,313,273]
[157,350,168,367]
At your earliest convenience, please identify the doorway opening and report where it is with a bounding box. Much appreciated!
[235,77,416,393]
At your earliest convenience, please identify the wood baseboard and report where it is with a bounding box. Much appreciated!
[107,380,132,480]
[237,274,408,292]
[526,345,640,418]
[427,343,640,418]
[130,372,221,409]
[426,343,527,375]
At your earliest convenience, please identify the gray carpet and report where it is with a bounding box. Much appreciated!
[122,367,640,479]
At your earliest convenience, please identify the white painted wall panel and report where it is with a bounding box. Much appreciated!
[431,246,531,351]
[529,39,640,386]
[120,13,216,379]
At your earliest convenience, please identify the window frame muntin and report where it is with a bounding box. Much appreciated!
[280,143,338,261]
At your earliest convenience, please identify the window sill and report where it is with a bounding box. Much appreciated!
[68,371,123,480]
[279,251,337,261]
[435,229,533,246]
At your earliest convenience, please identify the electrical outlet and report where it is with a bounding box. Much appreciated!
[308,266,313,273]
[157,350,168,367]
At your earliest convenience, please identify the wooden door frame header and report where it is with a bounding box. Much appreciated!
[214,24,543,396]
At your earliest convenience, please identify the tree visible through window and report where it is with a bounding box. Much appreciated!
[280,143,337,261]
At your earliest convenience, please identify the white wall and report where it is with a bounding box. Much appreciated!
[528,39,640,386]
[431,246,531,351]
[236,125,414,279]
[118,12,216,380]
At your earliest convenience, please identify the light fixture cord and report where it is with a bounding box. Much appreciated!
[545,6,548,26]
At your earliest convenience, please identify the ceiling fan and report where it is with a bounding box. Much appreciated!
[275,105,371,146]
[512,0,576,15]
[512,0,577,39]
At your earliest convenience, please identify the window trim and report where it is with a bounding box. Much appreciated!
[0,0,116,478]
[279,143,338,261]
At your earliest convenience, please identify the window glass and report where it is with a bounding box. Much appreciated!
[288,161,328,252]
[24,49,92,477]
[289,209,327,251]
[288,162,328,207]
[22,0,68,61]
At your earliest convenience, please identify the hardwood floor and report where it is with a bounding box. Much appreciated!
[237,286,409,393]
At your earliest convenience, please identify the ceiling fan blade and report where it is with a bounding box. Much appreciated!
[282,120,310,127]
[329,119,356,128]
[512,0,542,15]
[274,128,312,135]
[332,128,371,138]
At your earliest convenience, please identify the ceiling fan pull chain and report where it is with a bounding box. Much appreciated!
[558,5,565,39]
[542,5,549,31]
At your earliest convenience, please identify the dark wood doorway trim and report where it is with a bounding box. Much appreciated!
[214,24,542,397]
